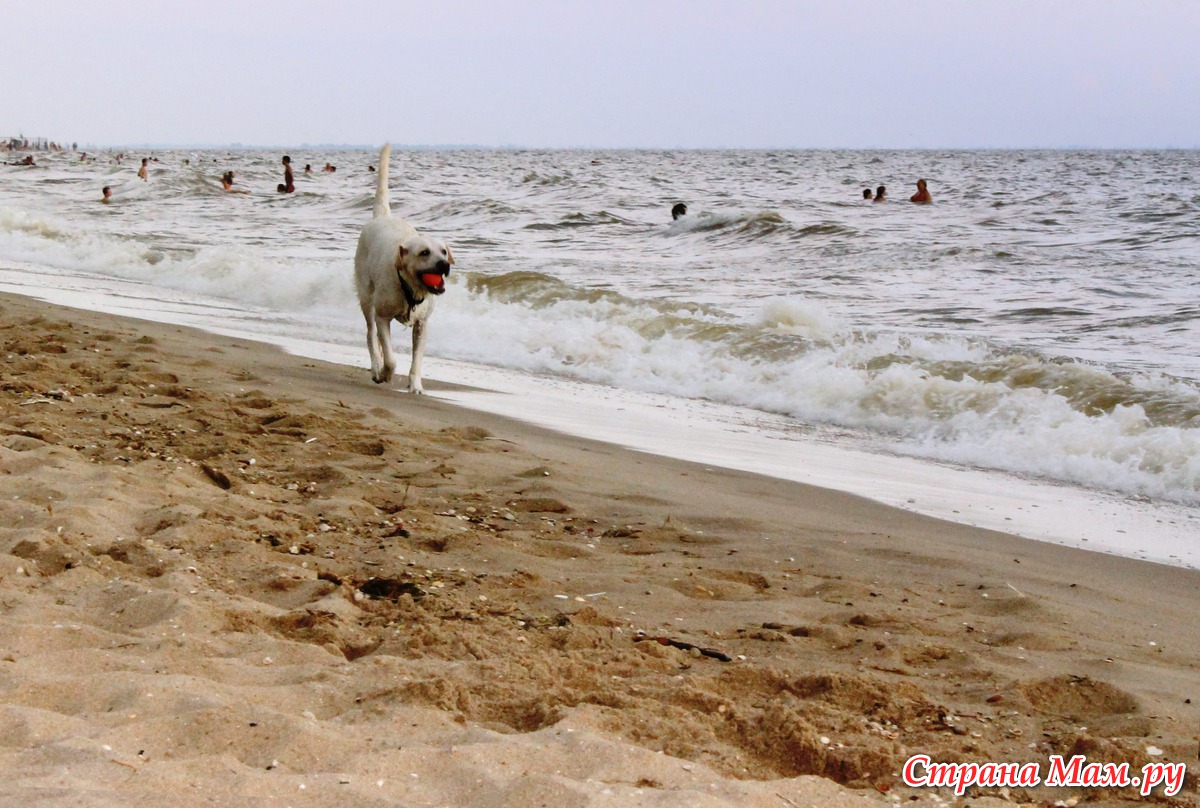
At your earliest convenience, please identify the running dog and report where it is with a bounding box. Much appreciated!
[354,144,454,393]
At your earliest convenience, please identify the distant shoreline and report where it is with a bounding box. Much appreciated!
[32,144,1200,153]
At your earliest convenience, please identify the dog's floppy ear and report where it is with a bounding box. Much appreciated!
[445,245,455,266]
[395,245,408,268]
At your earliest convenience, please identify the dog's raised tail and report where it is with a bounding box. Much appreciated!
[372,143,392,218]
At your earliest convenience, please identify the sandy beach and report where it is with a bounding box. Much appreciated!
[0,290,1195,807]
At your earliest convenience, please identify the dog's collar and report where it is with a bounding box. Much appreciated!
[397,270,421,311]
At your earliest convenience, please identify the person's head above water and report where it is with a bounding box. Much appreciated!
[671,202,687,220]
[862,188,872,199]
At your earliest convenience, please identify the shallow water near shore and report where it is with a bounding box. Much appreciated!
[1,147,1198,567]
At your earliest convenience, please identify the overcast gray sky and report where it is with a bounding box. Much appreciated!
[4,0,1197,149]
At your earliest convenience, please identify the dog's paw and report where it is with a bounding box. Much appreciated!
[407,379,424,394]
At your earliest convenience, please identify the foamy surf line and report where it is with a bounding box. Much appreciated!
[2,264,1196,570]
[434,373,1200,570]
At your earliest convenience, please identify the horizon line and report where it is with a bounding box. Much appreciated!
[21,141,1200,152]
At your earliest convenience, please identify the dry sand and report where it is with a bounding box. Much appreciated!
[0,291,1195,807]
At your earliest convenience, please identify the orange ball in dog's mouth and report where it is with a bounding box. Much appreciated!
[420,273,446,292]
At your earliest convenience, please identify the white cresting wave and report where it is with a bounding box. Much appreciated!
[0,207,349,314]
[3,203,1199,506]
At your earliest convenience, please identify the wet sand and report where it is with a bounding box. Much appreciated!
[0,291,1195,806]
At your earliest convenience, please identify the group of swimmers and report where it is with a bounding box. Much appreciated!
[215,154,300,195]
[97,156,935,209]
[228,155,324,195]
[1,145,347,203]
[266,156,338,193]
[277,157,341,191]
[101,153,348,201]
[97,156,155,200]
[670,178,931,221]
[863,178,931,203]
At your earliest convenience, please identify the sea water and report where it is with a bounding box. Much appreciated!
[1,147,1197,566]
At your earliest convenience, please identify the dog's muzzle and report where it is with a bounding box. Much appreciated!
[419,259,451,295]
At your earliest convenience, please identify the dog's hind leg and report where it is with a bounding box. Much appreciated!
[363,307,384,382]
[407,318,427,394]
[365,310,396,384]
[375,314,398,383]
[360,309,384,384]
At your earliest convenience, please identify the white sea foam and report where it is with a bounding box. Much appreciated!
[0,206,353,313]
[424,281,1200,504]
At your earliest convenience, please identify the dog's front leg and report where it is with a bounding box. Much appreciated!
[407,318,426,394]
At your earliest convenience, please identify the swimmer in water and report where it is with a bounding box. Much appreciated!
[101,186,113,203]
[671,202,687,220]
[137,158,149,180]
[910,178,932,204]
[221,170,249,194]
[277,155,295,193]
[873,185,887,202]
[862,188,873,200]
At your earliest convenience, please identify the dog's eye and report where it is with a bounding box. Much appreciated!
[419,248,431,257]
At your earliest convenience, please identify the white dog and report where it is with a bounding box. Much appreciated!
[354,144,454,393]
